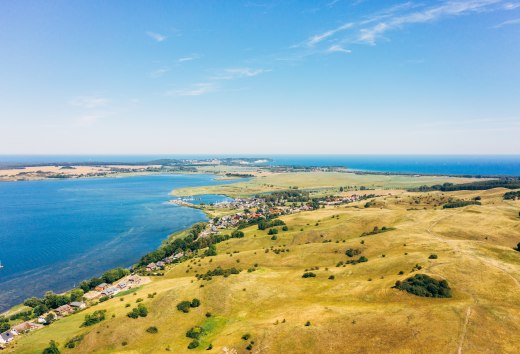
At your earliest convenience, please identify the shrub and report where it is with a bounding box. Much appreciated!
[64,335,84,349]
[268,228,278,235]
[177,300,192,313]
[190,298,201,308]
[270,235,278,241]
[514,242,520,252]
[241,333,251,340]
[127,304,148,319]
[186,326,205,339]
[282,226,289,231]
[393,274,452,298]
[42,340,61,354]
[99,296,109,303]
[82,310,106,327]
[345,248,361,257]
[429,254,438,259]
[187,340,199,349]
[302,272,317,278]
[328,275,335,280]
[305,321,311,326]
[146,326,158,334]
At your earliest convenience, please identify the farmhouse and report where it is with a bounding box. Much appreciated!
[54,304,73,316]
[70,301,86,310]
[94,283,108,291]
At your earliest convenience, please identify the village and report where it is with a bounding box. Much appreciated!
[0,275,149,349]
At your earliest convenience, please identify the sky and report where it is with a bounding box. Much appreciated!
[1,0,519,155]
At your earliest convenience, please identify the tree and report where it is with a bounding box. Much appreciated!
[70,289,84,302]
[190,298,201,308]
[339,186,344,192]
[42,340,60,354]
[205,244,217,257]
[34,304,49,317]
[514,242,520,252]
[268,228,278,235]
[44,313,56,325]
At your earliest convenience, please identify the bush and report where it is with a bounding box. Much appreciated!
[127,304,148,318]
[190,298,201,308]
[187,340,199,349]
[177,300,192,313]
[42,340,61,354]
[429,254,438,259]
[82,310,106,327]
[282,226,289,231]
[305,321,311,326]
[186,326,205,339]
[302,272,316,278]
[514,242,520,252]
[270,235,278,241]
[241,333,251,340]
[146,326,158,334]
[65,335,84,349]
[328,275,335,280]
[393,274,452,298]
[345,248,361,257]
[268,228,278,235]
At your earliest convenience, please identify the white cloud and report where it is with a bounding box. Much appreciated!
[327,44,352,54]
[357,0,502,44]
[150,67,170,78]
[303,22,353,47]
[494,17,520,27]
[212,67,268,80]
[165,83,216,97]
[177,55,199,63]
[503,2,520,9]
[70,96,109,109]
[146,31,167,42]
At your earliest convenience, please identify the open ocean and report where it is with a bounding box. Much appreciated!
[0,174,234,312]
[1,155,519,176]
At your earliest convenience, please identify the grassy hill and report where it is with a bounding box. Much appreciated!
[6,180,520,353]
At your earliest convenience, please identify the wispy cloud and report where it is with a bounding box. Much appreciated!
[296,0,508,49]
[327,44,352,54]
[212,67,269,80]
[357,0,502,44]
[70,96,109,109]
[150,67,170,78]
[165,83,216,97]
[298,22,353,47]
[494,17,520,27]
[146,31,167,42]
[177,55,199,63]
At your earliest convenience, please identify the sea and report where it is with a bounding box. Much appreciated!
[1,154,519,312]
[0,174,235,312]
[1,154,519,176]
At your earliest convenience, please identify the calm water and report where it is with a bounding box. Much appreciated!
[0,174,237,312]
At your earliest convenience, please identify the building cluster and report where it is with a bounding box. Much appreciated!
[145,252,183,272]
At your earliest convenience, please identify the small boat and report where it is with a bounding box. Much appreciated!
[0,260,3,269]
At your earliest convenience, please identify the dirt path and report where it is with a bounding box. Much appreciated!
[457,306,472,354]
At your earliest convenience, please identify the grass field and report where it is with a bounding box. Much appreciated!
[6,177,520,354]
[173,172,487,198]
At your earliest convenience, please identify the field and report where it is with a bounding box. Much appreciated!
[6,174,520,354]
[173,171,486,198]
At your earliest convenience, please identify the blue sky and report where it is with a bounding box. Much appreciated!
[1,0,519,154]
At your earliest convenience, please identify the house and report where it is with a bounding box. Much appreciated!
[156,261,165,267]
[37,316,47,324]
[117,281,127,289]
[101,287,118,297]
[0,330,16,344]
[12,322,42,334]
[70,301,87,310]
[145,262,157,271]
[94,283,108,291]
[54,304,73,316]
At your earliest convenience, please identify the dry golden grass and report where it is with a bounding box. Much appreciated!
[9,187,520,354]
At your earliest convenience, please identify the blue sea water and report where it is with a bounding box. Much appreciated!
[1,155,519,176]
[0,174,238,312]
